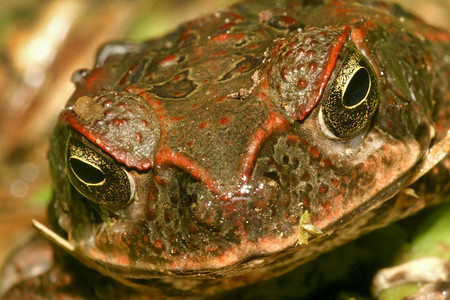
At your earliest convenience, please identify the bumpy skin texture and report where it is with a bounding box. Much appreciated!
[1,0,449,298]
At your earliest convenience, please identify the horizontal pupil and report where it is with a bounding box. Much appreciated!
[343,67,369,107]
[70,157,105,184]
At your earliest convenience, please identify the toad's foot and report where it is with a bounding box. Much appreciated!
[372,256,450,299]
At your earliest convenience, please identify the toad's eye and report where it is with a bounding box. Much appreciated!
[66,134,134,207]
[319,49,379,139]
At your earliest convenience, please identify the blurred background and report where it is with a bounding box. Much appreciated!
[0,0,448,299]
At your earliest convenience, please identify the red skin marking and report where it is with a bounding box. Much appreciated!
[146,205,154,218]
[298,79,308,89]
[159,54,177,66]
[228,12,244,21]
[135,133,142,143]
[260,76,269,90]
[366,20,375,29]
[322,158,332,167]
[174,91,187,97]
[155,146,219,194]
[198,121,208,129]
[351,27,366,50]
[269,40,286,58]
[186,141,193,147]
[155,107,164,118]
[233,33,245,40]
[304,36,312,44]
[299,138,308,147]
[257,91,270,102]
[212,33,231,42]
[349,17,360,24]
[219,117,231,125]
[285,49,294,58]
[302,196,308,207]
[169,116,184,122]
[281,67,289,81]
[308,62,317,72]
[342,176,350,185]
[205,245,218,252]
[113,119,127,127]
[179,29,193,42]
[85,68,103,90]
[154,240,163,249]
[240,111,290,182]
[214,95,228,103]
[306,50,315,58]
[388,28,396,34]
[191,56,201,64]
[139,120,147,128]
[119,63,140,86]
[332,179,340,188]
[286,133,299,144]
[423,31,450,43]
[220,22,236,31]
[214,51,228,56]
[236,63,250,73]
[319,185,327,194]
[280,16,296,25]
[309,146,320,159]
[297,48,305,57]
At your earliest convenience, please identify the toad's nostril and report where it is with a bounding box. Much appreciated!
[165,169,198,208]
[263,171,281,186]
[170,194,196,208]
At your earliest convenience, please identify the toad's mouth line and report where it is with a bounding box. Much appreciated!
[32,219,171,291]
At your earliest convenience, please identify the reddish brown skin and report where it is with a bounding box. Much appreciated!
[1,0,449,298]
